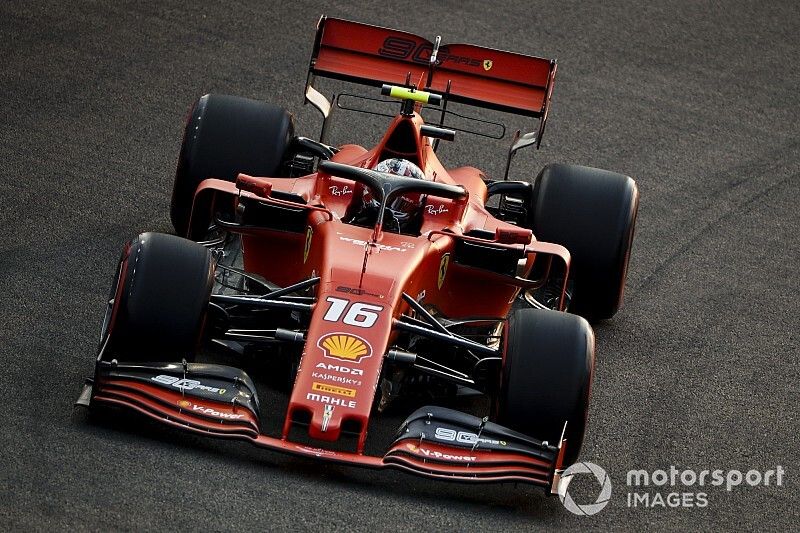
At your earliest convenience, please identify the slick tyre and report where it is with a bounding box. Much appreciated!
[529,163,639,321]
[105,232,215,361]
[171,94,294,237]
[497,308,594,466]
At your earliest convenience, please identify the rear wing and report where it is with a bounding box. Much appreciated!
[305,16,557,153]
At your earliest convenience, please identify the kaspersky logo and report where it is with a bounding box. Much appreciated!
[318,333,372,363]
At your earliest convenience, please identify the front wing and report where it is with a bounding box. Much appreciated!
[80,361,566,490]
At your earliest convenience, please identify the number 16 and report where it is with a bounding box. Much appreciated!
[322,297,382,328]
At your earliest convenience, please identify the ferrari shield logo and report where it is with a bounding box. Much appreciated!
[437,253,450,289]
[483,59,493,71]
[303,226,313,263]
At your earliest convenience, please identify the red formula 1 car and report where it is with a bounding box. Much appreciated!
[78,16,638,493]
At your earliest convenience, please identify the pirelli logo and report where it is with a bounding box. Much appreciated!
[311,381,356,398]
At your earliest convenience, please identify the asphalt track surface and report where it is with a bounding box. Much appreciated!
[2,0,798,530]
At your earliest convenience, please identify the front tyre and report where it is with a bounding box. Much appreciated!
[496,308,594,466]
[104,232,215,361]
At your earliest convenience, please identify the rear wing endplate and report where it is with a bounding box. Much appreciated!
[305,16,557,155]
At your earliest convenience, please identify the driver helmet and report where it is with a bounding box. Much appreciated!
[373,158,425,180]
[371,158,426,220]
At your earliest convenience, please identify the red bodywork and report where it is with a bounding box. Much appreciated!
[310,17,556,118]
[91,17,571,487]
[165,110,567,476]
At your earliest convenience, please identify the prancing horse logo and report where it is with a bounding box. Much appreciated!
[483,59,493,71]
[438,253,450,290]
[303,227,313,263]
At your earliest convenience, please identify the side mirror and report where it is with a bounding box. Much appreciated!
[495,226,532,245]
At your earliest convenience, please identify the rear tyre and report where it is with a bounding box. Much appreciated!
[171,94,294,237]
[497,308,594,466]
[529,163,639,321]
[106,232,215,361]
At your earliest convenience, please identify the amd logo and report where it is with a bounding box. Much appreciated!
[315,362,364,376]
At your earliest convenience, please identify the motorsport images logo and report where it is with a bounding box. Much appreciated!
[557,462,786,515]
[558,462,613,516]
